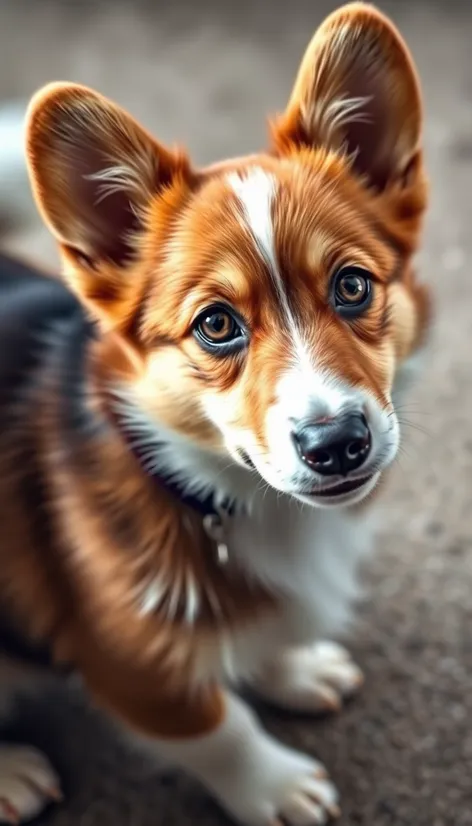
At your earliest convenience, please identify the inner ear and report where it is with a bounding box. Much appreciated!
[26,83,190,268]
[59,141,145,266]
[271,3,423,191]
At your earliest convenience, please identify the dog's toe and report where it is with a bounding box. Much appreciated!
[0,745,61,824]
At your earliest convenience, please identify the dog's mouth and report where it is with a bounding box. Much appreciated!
[306,474,374,499]
[239,447,375,501]
[238,449,256,470]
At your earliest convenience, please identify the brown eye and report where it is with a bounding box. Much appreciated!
[194,305,247,354]
[200,310,235,342]
[332,266,373,317]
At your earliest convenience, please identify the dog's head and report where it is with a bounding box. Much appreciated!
[26,3,430,508]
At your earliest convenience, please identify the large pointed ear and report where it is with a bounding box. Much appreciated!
[272,3,423,191]
[26,82,190,283]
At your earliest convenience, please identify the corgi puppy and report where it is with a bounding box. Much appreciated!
[0,3,431,824]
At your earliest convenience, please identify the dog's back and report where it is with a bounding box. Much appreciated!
[0,255,84,673]
[0,254,78,398]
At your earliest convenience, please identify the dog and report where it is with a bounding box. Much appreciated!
[0,3,431,824]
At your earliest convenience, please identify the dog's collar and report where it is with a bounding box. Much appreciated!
[150,459,237,565]
[122,427,239,565]
[156,474,237,522]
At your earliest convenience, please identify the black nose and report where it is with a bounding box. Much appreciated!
[293,413,372,477]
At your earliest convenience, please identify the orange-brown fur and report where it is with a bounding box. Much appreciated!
[1,0,430,763]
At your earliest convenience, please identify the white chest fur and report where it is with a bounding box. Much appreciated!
[209,490,377,684]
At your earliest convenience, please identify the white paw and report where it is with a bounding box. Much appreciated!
[220,739,339,826]
[0,745,61,824]
[162,693,340,825]
[253,641,364,714]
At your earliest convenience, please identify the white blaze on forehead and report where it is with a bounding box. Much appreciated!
[228,167,277,275]
[228,168,307,360]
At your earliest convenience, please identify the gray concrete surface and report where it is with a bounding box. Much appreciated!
[1,1,472,824]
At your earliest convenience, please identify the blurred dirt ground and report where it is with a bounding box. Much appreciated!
[1,1,472,824]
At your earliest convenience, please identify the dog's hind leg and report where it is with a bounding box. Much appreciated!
[0,656,62,824]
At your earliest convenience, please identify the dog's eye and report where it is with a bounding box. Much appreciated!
[199,310,236,342]
[193,305,246,354]
[332,266,373,317]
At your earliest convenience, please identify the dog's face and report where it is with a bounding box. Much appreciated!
[26,3,429,508]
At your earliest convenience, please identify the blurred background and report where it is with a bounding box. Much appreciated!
[1,1,472,824]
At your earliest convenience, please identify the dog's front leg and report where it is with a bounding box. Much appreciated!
[248,643,364,715]
[85,663,339,826]
[0,657,61,824]
[150,689,339,826]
